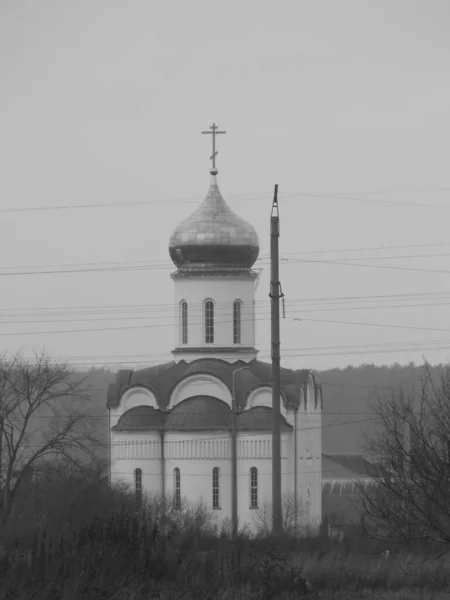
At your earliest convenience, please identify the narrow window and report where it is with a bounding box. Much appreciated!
[204,300,214,344]
[233,300,241,344]
[212,467,220,509]
[250,467,258,509]
[181,301,188,344]
[173,467,181,509]
[134,468,142,509]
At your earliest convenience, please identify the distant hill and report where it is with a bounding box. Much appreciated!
[74,362,449,459]
[317,362,447,453]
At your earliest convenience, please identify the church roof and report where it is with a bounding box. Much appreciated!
[237,406,292,431]
[111,399,294,433]
[106,358,319,411]
[165,396,231,431]
[112,406,166,431]
[168,175,260,272]
[322,453,375,480]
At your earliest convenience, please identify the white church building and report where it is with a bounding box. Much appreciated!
[106,127,323,535]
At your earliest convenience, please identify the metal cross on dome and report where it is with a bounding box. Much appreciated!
[201,123,226,173]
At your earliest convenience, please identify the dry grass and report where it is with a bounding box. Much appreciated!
[1,472,449,600]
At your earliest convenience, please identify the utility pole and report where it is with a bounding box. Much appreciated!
[270,184,283,536]
[231,365,250,540]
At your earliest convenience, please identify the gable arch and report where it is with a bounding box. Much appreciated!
[245,386,288,417]
[316,385,323,411]
[119,386,159,415]
[169,374,232,409]
[299,386,306,411]
[307,372,315,412]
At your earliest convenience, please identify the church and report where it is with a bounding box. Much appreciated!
[106,125,323,535]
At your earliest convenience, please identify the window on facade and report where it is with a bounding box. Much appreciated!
[250,467,258,509]
[180,300,188,344]
[212,467,220,509]
[134,468,142,508]
[173,467,181,509]
[204,300,214,344]
[233,300,241,344]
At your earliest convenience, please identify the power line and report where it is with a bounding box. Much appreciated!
[284,257,450,276]
[1,289,450,315]
[1,310,450,337]
[3,249,450,278]
[291,316,450,335]
[1,298,450,326]
[2,241,450,274]
[7,417,380,446]
[40,337,450,362]
[59,343,450,366]
[2,186,450,214]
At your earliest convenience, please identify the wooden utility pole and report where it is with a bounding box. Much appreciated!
[270,184,283,536]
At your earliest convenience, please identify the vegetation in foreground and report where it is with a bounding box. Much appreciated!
[0,462,449,600]
[2,354,450,597]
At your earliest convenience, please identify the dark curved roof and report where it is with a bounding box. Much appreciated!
[165,396,231,431]
[112,406,166,431]
[111,398,294,433]
[237,406,292,431]
[106,358,320,412]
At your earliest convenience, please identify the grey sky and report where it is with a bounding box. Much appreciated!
[1,0,450,370]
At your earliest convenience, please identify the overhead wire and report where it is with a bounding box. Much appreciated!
[1,310,450,337]
[2,240,450,275]
[45,337,450,366]
[1,185,450,214]
[1,289,450,316]
[1,298,450,326]
[8,416,381,444]
[3,249,450,277]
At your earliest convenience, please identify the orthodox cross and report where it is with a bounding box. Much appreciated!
[201,123,226,171]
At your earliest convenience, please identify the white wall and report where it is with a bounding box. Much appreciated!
[237,432,291,534]
[164,431,232,524]
[111,431,163,495]
[171,274,257,361]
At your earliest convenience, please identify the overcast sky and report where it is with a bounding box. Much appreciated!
[1,0,450,371]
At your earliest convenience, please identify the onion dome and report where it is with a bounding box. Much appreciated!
[169,175,260,271]
[165,396,231,431]
[112,406,166,431]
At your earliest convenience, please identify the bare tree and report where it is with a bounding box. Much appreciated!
[0,350,103,524]
[357,363,450,548]
[252,493,305,537]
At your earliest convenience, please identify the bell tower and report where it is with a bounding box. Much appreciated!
[168,124,260,363]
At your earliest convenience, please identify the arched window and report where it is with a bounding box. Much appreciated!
[233,300,242,344]
[173,467,181,509]
[180,300,188,344]
[134,468,142,508]
[249,467,258,509]
[204,300,214,344]
[212,467,220,509]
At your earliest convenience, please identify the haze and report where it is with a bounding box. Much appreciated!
[1,0,450,371]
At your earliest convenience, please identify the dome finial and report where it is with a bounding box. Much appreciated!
[201,122,226,175]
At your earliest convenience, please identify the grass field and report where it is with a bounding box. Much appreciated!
[1,472,448,599]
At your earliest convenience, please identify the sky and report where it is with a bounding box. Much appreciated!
[1,0,450,372]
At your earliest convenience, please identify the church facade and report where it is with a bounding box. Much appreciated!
[106,128,323,534]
